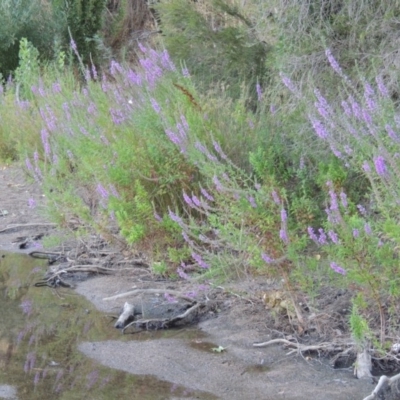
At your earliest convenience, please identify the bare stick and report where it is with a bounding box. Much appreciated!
[0,223,56,233]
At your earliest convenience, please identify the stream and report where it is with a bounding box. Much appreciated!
[0,251,212,400]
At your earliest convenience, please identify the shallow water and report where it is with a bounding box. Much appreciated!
[0,251,212,399]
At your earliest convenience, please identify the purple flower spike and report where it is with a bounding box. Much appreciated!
[183,191,195,208]
[256,82,262,101]
[328,230,339,244]
[325,49,343,76]
[200,188,214,202]
[192,252,210,269]
[307,227,318,244]
[279,228,289,245]
[330,262,346,275]
[340,191,348,208]
[373,156,387,176]
[310,116,329,139]
[376,75,389,98]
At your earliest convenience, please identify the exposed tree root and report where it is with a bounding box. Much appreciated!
[253,338,353,356]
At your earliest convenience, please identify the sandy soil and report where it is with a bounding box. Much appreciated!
[0,165,376,399]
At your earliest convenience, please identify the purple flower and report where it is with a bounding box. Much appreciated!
[28,198,36,209]
[261,253,274,264]
[192,252,210,269]
[110,60,123,76]
[200,188,214,202]
[330,262,346,275]
[325,49,343,76]
[386,124,400,143]
[34,371,40,386]
[340,191,348,208]
[168,209,183,226]
[307,227,318,243]
[164,293,177,303]
[96,184,109,200]
[280,73,296,93]
[256,82,262,101]
[310,116,329,139]
[328,230,339,244]
[154,212,162,222]
[212,176,223,192]
[329,190,339,211]
[20,300,32,315]
[364,223,372,235]
[279,228,289,245]
[353,229,359,238]
[177,266,189,280]
[182,67,190,77]
[150,98,161,114]
[192,195,201,207]
[318,228,327,245]
[183,191,195,208]
[25,157,33,172]
[373,156,387,176]
[248,196,257,208]
[362,161,371,173]
[357,204,367,216]
[376,75,389,98]
[138,42,147,53]
[213,140,227,160]
[110,108,125,125]
[280,208,287,222]
[41,129,50,156]
[87,102,97,115]
[271,190,280,205]
[182,231,194,246]
[52,81,61,94]
[341,100,352,116]
[70,39,77,53]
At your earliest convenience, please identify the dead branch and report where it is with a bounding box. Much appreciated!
[103,288,196,303]
[0,223,56,233]
[253,338,352,355]
[363,372,400,400]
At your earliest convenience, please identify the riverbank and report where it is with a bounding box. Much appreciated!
[0,164,375,399]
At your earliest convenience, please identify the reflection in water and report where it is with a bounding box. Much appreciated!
[0,251,212,399]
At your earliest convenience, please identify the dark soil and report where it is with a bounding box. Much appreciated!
[0,164,382,399]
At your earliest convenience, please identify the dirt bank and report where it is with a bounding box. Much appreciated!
[0,164,375,399]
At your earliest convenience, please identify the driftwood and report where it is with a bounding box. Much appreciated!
[253,338,351,356]
[0,223,56,233]
[115,302,136,329]
[363,373,400,400]
[121,301,201,334]
[103,288,196,303]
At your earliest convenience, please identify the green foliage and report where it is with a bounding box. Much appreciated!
[0,0,62,77]
[64,0,107,65]
[156,0,269,100]
[350,297,370,346]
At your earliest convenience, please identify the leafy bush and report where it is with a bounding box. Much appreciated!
[0,0,62,77]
